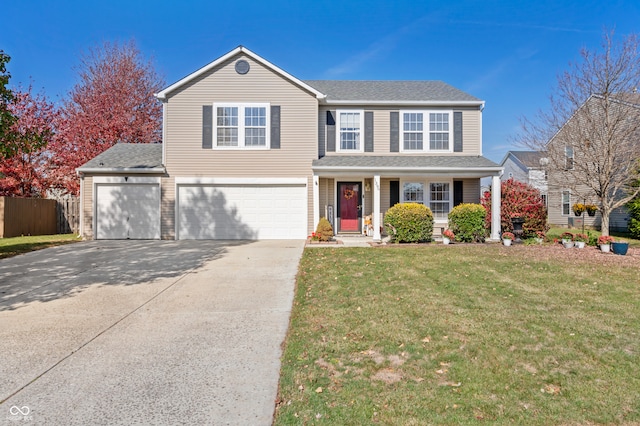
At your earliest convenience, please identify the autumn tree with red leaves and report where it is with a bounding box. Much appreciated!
[0,86,59,197]
[481,178,548,237]
[49,40,164,194]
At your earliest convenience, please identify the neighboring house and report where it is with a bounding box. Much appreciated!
[76,46,503,241]
[544,94,636,232]
[500,150,548,204]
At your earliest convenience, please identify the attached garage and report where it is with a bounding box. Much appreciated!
[94,177,161,240]
[176,179,308,240]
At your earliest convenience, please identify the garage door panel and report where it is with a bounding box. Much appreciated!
[96,184,160,240]
[178,184,307,240]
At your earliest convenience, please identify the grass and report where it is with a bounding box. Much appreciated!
[545,226,640,247]
[275,245,640,425]
[0,234,80,259]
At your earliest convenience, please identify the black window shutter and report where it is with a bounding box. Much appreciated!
[453,111,463,152]
[453,180,463,206]
[390,111,399,152]
[364,111,374,152]
[271,105,281,149]
[326,110,336,152]
[390,181,400,207]
[202,105,213,149]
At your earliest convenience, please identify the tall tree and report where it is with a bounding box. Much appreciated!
[0,86,59,197]
[519,30,640,236]
[50,40,164,194]
[0,50,19,159]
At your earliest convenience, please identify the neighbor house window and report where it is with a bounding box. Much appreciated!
[429,182,451,219]
[214,103,269,148]
[337,110,364,151]
[562,190,571,215]
[403,182,424,203]
[541,193,548,207]
[400,111,452,152]
[565,146,574,170]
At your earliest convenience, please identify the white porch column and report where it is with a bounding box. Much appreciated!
[312,175,320,233]
[373,175,381,241]
[491,174,501,240]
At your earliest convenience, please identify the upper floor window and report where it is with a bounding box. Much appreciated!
[401,111,452,152]
[214,103,269,149]
[565,146,574,170]
[337,110,364,152]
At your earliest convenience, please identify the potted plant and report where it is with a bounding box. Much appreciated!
[585,204,598,217]
[574,233,588,249]
[597,235,615,253]
[611,240,629,256]
[502,232,514,246]
[572,203,586,216]
[535,230,546,244]
[442,229,455,245]
[561,232,575,248]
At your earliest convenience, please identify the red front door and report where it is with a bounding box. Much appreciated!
[338,182,361,232]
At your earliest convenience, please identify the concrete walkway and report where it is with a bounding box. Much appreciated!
[0,240,304,425]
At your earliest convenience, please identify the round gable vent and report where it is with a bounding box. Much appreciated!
[235,59,250,75]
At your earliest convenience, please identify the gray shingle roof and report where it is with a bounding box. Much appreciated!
[304,80,481,103]
[507,151,546,168]
[313,155,500,169]
[77,143,164,172]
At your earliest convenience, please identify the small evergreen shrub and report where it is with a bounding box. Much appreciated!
[315,217,334,241]
[448,203,487,242]
[384,203,434,243]
[628,197,640,239]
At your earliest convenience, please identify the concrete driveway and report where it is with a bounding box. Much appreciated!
[0,239,304,425]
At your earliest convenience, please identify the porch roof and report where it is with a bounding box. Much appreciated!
[76,143,165,174]
[312,155,502,177]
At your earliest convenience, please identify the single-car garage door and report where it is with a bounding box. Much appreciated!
[177,184,307,239]
[95,183,160,239]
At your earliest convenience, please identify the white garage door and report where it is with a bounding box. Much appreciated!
[95,184,160,239]
[177,184,307,239]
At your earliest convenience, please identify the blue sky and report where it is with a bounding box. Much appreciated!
[4,0,640,162]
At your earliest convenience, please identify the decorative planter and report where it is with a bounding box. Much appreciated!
[611,242,629,256]
[563,241,575,249]
[575,241,585,249]
[503,239,512,246]
[587,210,596,217]
[442,237,450,245]
[574,212,582,217]
[511,217,525,244]
[600,244,611,253]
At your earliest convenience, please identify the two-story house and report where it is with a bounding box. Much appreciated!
[76,46,503,241]
[500,150,548,204]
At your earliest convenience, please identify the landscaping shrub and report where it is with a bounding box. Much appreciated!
[448,203,487,242]
[481,178,548,237]
[315,217,333,241]
[627,196,640,239]
[384,203,434,243]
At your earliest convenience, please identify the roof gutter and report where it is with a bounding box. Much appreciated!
[320,100,485,107]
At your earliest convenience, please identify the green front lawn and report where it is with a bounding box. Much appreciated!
[0,234,80,259]
[275,245,640,425]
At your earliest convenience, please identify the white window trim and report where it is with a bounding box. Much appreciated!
[336,109,365,153]
[213,102,270,150]
[399,179,453,220]
[399,110,453,153]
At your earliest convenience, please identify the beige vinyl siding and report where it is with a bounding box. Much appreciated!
[161,176,175,239]
[461,178,481,203]
[318,106,482,156]
[162,54,319,238]
[318,178,335,227]
[82,176,93,239]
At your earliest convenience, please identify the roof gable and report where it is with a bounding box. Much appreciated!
[155,46,326,101]
[501,150,546,169]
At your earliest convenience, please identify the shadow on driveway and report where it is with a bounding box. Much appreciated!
[0,240,253,311]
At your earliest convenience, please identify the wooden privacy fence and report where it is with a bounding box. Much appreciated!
[0,196,80,238]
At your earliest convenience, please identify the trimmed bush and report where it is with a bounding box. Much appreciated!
[384,203,434,243]
[448,203,487,242]
[315,217,334,241]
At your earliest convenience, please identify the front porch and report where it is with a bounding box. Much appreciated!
[311,156,503,241]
